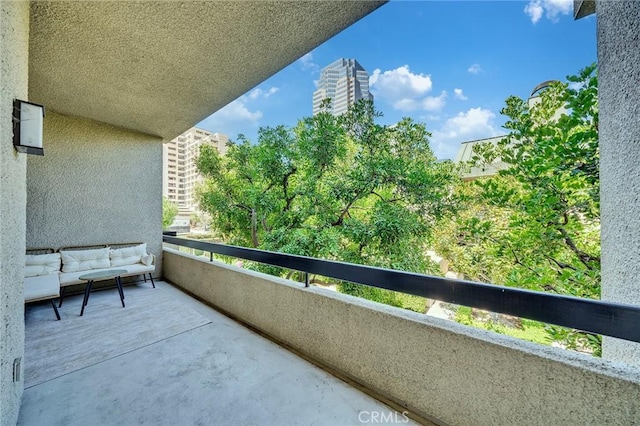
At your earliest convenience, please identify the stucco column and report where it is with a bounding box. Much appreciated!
[0,1,29,424]
[598,0,640,365]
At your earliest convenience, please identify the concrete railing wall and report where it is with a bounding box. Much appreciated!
[163,248,640,426]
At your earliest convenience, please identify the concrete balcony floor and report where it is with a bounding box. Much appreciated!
[19,281,417,426]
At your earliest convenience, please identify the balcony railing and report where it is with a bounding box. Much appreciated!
[163,236,640,343]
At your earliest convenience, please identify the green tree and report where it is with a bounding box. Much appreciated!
[162,197,179,229]
[196,100,459,306]
[434,64,600,354]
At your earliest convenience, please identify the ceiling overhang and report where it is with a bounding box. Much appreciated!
[28,1,386,140]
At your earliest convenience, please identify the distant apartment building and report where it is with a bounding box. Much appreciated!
[163,127,229,214]
[455,136,509,181]
[313,58,374,116]
[455,80,562,180]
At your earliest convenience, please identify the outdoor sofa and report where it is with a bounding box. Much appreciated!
[25,243,156,319]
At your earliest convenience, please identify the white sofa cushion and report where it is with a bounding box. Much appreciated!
[59,264,155,286]
[25,253,61,277]
[60,247,110,273]
[141,253,154,266]
[121,263,155,275]
[110,243,147,267]
[25,274,60,302]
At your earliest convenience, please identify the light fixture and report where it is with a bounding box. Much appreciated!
[13,99,45,156]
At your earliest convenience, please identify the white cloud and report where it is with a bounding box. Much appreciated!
[524,0,572,23]
[568,81,584,91]
[392,91,447,112]
[266,87,279,97]
[370,65,433,99]
[209,98,262,124]
[248,89,261,100]
[371,66,447,112]
[197,96,263,137]
[392,98,420,111]
[454,88,468,100]
[422,91,448,111]
[468,64,483,74]
[524,2,544,23]
[299,52,319,72]
[199,84,279,137]
[248,86,279,100]
[430,107,500,160]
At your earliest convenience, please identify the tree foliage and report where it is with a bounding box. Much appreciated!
[197,67,602,353]
[433,64,600,353]
[437,64,599,297]
[196,100,459,282]
[162,196,179,229]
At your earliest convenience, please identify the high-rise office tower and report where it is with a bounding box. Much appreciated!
[312,58,374,116]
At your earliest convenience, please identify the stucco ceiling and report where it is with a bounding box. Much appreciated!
[28,1,385,140]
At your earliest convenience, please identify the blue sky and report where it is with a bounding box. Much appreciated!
[197,0,596,160]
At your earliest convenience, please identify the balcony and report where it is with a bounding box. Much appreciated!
[5,1,640,425]
[20,281,414,425]
[16,237,640,425]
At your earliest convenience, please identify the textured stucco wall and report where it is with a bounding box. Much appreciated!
[164,249,640,426]
[26,113,163,275]
[598,0,640,365]
[0,2,29,424]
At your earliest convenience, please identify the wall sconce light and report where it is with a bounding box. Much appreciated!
[13,99,45,156]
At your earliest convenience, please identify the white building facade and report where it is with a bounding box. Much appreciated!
[163,127,228,213]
